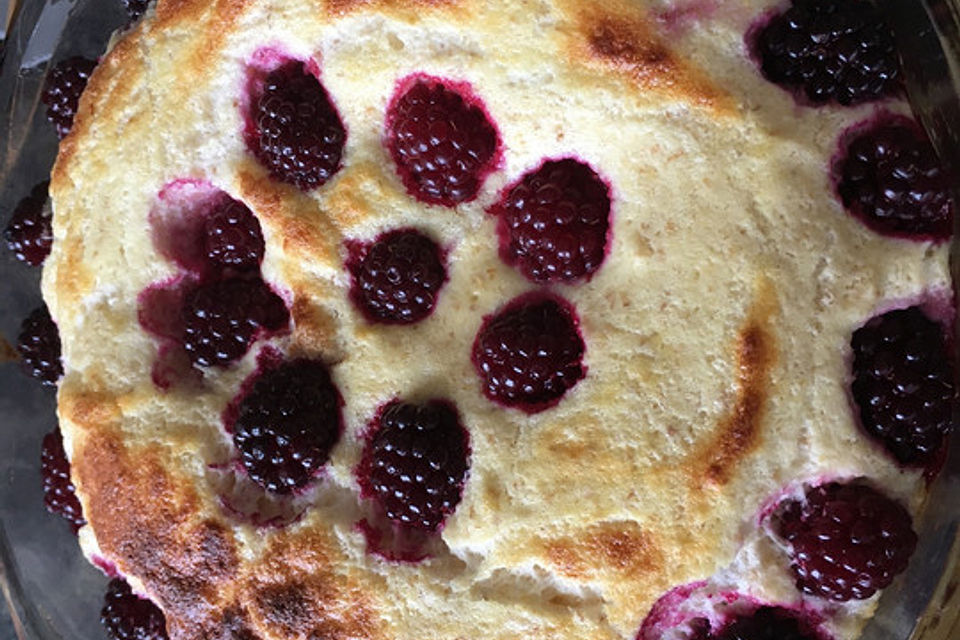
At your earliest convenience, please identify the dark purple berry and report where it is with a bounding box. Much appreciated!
[101,578,169,640]
[773,481,917,601]
[359,400,470,531]
[181,277,289,368]
[713,607,823,640]
[17,305,63,386]
[835,117,952,240]
[203,198,265,272]
[386,77,499,206]
[232,359,342,493]
[851,306,954,467]
[471,293,586,413]
[122,0,150,23]
[41,57,97,139]
[4,182,52,266]
[247,61,346,190]
[491,159,611,283]
[753,0,900,105]
[41,428,86,532]
[347,229,447,324]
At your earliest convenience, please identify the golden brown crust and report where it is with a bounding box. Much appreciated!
[73,429,238,627]
[241,530,383,640]
[544,521,662,580]
[572,6,734,114]
[43,0,949,639]
[691,278,778,486]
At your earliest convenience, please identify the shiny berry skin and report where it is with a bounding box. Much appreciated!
[491,159,611,283]
[17,305,63,386]
[713,607,822,640]
[386,77,499,206]
[835,117,952,240]
[4,182,52,266]
[232,359,342,493]
[851,306,954,467]
[203,199,265,272]
[41,57,97,139]
[101,578,169,640]
[359,400,470,531]
[347,229,447,324]
[41,428,86,532]
[181,277,289,368]
[753,0,900,105]
[472,293,586,413]
[773,481,917,601]
[247,61,346,190]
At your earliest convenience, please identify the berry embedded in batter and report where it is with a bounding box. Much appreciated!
[472,293,586,412]
[712,607,823,640]
[834,116,953,240]
[359,400,470,531]
[246,60,346,191]
[41,56,98,139]
[101,578,169,640]
[386,76,499,206]
[41,427,86,532]
[4,182,52,267]
[752,0,900,106]
[491,158,611,283]
[181,277,289,368]
[203,198,265,272]
[231,359,343,493]
[851,306,954,467]
[772,481,917,601]
[346,229,447,325]
[17,305,63,386]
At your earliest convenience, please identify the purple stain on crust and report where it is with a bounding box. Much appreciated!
[654,0,718,33]
[210,460,309,528]
[637,580,710,639]
[150,180,265,278]
[137,276,203,390]
[637,585,829,640]
[92,555,121,578]
[831,113,953,241]
[141,182,288,381]
[355,517,439,564]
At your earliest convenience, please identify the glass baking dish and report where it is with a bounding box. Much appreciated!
[0,0,958,639]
